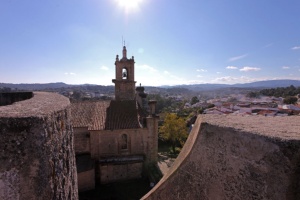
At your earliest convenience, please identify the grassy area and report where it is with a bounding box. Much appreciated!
[79,178,151,200]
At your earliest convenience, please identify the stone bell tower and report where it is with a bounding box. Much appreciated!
[112,46,136,101]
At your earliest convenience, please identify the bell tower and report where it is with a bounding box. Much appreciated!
[112,46,136,101]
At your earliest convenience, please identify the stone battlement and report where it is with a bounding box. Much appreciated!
[143,115,300,200]
[0,92,78,200]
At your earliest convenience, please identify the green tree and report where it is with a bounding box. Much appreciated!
[246,91,260,98]
[159,113,188,153]
[147,94,172,113]
[190,96,199,105]
[71,90,82,100]
[260,85,300,98]
[283,96,298,104]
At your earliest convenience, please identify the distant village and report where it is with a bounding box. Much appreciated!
[1,83,300,117]
[185,94,300,116]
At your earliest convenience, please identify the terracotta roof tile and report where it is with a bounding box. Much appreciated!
[71,100,143,131]
[105,100,141,130]
[71,101,110,130]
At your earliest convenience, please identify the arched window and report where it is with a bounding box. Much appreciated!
[121,134,128,149]
[122,68,128,79]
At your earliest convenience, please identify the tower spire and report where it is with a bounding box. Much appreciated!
[122,45,127,59]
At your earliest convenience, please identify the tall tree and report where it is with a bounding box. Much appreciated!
[190,96,199,105]
[159,113,188,153]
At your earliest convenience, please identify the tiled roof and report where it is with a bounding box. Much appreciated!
[105,100,142,130]
[71,100,143,131]
[71,101,110,130]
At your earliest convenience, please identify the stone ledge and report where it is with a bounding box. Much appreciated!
[203,114,300,140]
[0,92,70,118]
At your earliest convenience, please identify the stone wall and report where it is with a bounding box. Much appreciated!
[0,92,78,200]
[76,154,95,192]
[100,162,143,184]
[89,129,149,158]
[88,129,148,184]
[74,127,90,154]
[146,115,159,163]
[143,115,300,200]
[113,81,136,101]
[77,170,95,192]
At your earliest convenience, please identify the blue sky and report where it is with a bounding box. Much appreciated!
[1,0,300,86]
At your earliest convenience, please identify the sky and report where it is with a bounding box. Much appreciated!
[1,0,300,86]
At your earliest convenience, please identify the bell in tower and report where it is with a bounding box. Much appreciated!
[122,68,128,79]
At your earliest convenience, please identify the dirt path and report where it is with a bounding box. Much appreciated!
[157,152,176,175]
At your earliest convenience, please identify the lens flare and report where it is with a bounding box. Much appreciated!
[116,0,143,13]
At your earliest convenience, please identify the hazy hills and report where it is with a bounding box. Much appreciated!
[176,80,300,91]
[1,79,300,92]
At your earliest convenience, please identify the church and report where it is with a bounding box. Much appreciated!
[71,46,159,192]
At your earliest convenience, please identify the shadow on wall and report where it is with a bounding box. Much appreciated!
[0,92,33,106]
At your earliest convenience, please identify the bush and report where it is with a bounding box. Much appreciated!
[283,96,298,104]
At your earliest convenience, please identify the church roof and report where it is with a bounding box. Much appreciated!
[71,100,143,131]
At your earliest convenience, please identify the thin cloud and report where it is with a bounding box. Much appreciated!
[196,69,207,72]
[212,76,261,84]
[64,72,76,75]
[100,66,109,71]
[197,75,203,78]
[187,80,206,84]
[213,76,239,83]
[291,46,300,50]
[226,66,238,70]
[228,54,247,62]
[163,70,184,81]
[239,66,261,72]
[137,64,157,73]
[282,66,290,69]
[170,74,184,81]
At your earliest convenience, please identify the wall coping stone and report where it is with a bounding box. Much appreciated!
[202,114,300,140]
[0,92,70,118]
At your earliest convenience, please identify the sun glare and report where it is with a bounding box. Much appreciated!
[117,0,143,12]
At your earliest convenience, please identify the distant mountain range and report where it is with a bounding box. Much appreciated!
[0,82,111,91]
[233,79,300,88]
[1,79,300,91]
[175,80,300,91]
[0,82,72,90]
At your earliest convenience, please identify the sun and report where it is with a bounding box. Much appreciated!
[116,0,143,12]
